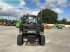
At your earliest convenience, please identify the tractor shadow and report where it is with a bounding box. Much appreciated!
[25,42,40,46]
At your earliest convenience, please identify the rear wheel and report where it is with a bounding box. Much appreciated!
[17,35,23,45]
[39,35,45,45]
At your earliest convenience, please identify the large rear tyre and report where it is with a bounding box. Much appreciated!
[39,35,45,45]
[17,35,23,45]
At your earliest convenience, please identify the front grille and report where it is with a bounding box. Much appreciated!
[24,26,35,29]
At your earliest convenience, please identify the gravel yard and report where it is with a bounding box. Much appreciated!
[0,26,70,52]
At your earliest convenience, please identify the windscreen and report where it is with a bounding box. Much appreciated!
[24,16,37,23]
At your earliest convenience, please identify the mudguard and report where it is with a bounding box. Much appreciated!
[15,21,22,28]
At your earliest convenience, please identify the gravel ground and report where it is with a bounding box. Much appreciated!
[0,26,70,52]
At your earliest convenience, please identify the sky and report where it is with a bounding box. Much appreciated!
[0,0,70,21]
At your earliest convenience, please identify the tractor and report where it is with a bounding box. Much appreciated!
[16,15,45,46]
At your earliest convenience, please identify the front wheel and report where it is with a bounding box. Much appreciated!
[39,35,45,45]
[17,35,23,45]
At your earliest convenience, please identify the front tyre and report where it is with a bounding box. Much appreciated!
[17,35,23,45]
[39,35,45,45]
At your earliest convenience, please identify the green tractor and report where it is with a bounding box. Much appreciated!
[15,15,45,46]
[53,23,62,29]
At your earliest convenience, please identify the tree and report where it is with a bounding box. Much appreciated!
[61,18,67,24]
[68,21,70,25]
[37,8,58,23]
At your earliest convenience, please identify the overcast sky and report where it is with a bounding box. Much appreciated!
[0,0,70,20]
